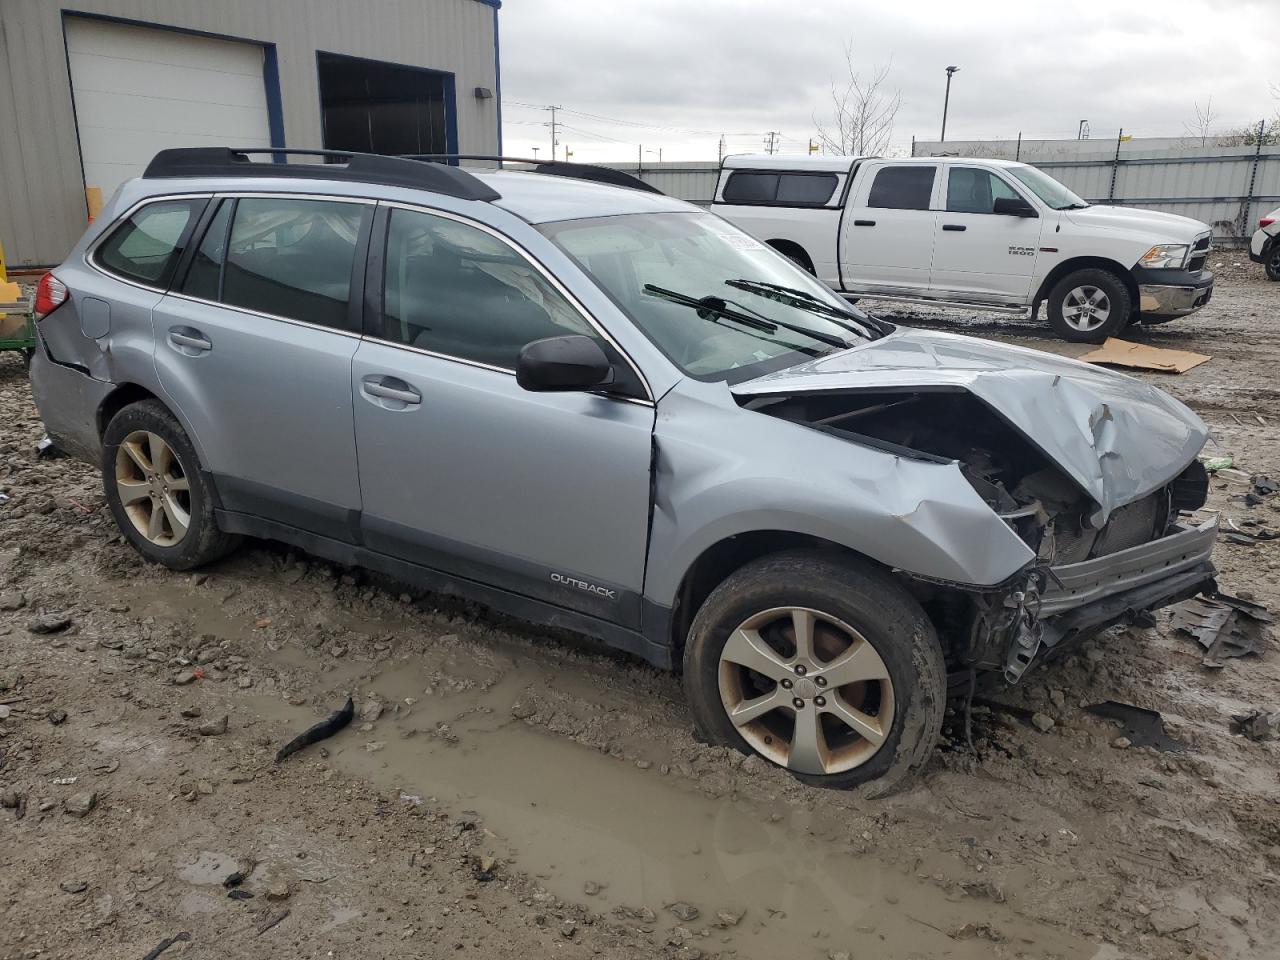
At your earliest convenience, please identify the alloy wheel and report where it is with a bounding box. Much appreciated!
[717,606,895,776]
[114,430,192,547]
[1061,285,1112,332]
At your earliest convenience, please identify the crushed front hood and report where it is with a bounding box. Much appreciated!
[733,328,1208,518]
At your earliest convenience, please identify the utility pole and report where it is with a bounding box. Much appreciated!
[940,66,960,142]
[763,131,780,155]
[1077,119,1090,140]
[718,134,725,164]
[545,104,562,162]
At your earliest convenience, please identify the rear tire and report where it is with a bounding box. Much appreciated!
[1046,268,1131,342]
[682,550,945,795]
[102,400,239,570]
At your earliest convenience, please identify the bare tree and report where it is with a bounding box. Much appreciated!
[813,44,902,156]
[1183,97,1217,146]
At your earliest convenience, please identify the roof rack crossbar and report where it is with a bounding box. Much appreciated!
[142,147,501,202]
[400,155,663,195]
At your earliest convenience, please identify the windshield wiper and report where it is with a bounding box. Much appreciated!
[1058,202,1090,210]
[724,279,891,338]
[642,284,852,350]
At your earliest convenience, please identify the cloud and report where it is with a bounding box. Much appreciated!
[498,0,1278,161]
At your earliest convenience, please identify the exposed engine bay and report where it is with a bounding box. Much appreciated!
[740,387,1212,682]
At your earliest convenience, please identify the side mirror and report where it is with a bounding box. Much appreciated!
[993,196,1037,218]
[517,335,614,392]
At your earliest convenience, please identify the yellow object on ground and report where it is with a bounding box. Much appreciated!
[1078,337,1211,374]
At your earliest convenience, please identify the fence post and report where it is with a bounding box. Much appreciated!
[1243,119,1267,240]
[910,135,916,157]
[1015,132,1021,162]
[1107,128,1123,202]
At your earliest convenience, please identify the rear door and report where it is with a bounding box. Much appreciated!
[929,166,1045,302]
[350,203,655,626]
[153,194,371,540]
[838,162,939,294]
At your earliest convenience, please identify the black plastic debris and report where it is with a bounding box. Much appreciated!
[1085,701,1186,752]
[276,696,354,762]
[227,889,254,900]
[1253,475,1279,497]
[141,931,191,960]
[1170,592,1273,667]
[1230,710,1280,741]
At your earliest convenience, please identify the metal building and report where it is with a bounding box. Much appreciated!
[0,0,503,267]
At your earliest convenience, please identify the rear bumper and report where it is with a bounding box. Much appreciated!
[28,346,112,465]
[1137,271,1214,318]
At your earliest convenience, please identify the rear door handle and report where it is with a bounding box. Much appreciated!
[361,375,421,407]
[942,224,967,232]
[167,327,212,354]
[853,219,876,227]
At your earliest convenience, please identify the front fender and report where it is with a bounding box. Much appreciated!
[644,383,1035,608]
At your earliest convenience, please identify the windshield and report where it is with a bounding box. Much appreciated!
[1007,165,1088,210]
[540,212,882,383]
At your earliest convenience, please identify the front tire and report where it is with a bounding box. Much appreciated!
[1265,242,1280,281]
[1046,268,1132,342]
[102,400,239,570]
[683,551,946,794]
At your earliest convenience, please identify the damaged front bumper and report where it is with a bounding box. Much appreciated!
[1003,516,1218,681]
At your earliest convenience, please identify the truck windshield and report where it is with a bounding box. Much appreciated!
[540,212,882,382]
[1008,165,1089,210]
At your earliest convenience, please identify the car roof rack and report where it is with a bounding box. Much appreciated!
[401,155,663,195]
[142,148,501,202]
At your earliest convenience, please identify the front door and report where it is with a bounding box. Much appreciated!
[929,166,1046,302]
[153,195,371,540]
[351,204,655,626]
[839,161,939,294]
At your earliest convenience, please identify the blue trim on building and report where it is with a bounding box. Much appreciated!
[471,0,502,7]
[492,5,502,154]
[262,45,286,155]
[443,72,460,164]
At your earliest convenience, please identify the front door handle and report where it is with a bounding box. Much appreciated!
[942,224,967,232]
[361,375,421,407]
[853,219,876,227]
[167,327,212,354]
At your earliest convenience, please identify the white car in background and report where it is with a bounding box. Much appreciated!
[711,155,1216,342]
[1249,206,1280,280]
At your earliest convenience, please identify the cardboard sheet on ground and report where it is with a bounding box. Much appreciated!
[1078,337,1210,374]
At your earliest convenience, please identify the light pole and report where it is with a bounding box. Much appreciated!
[531,146,540,161]
[646,148,663,163]
[940,66,960,142]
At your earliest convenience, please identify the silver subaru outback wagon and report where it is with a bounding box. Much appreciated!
[30,148,1218,793]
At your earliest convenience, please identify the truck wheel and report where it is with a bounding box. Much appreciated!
[683,550,945,795]
[102,400,239,570]
[1046,268,1131,342]
[1266,243,1280,281]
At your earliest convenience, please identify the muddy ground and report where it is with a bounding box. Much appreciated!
[2,260,1278,960]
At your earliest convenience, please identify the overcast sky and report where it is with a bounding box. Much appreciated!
[498,0,1278,163]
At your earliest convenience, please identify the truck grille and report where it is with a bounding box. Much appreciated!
[1187,234,1211,273]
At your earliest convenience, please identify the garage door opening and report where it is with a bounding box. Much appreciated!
[317,51,454,158]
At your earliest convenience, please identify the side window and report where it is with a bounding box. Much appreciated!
[380,207,598,370]
[96,199,204,287]
[179,200,232,301]
[221,197,365,331]
[777,173,838,205]
[866,166,936,210]
[946,168,1022,214]
[721,172,779,203]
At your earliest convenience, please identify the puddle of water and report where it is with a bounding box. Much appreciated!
[177,850,240,886]
[252,650,1098,960]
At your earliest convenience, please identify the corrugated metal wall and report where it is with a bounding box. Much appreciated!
[914,139,1280,244]
[612,162,722,206]
[0,0,499,265]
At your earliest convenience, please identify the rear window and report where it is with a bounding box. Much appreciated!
[866,166,935,210]
[722,172,779,203]
[95,199,205,287]
[722,171,838,206]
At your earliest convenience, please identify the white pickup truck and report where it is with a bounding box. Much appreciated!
[711,155,1215,342]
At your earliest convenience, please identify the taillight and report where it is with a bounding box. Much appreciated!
[34,272,67,319]
[1262,217,1276,229]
